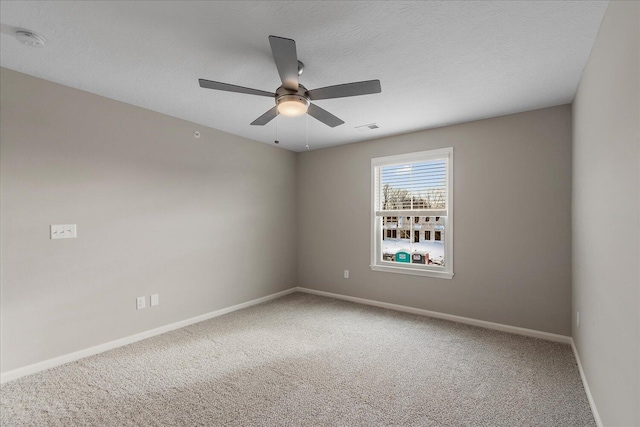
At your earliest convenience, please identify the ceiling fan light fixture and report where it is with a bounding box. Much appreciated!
[276,94,309,117]
[199,36,380,128]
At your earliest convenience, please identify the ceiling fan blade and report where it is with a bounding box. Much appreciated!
[199,79,275,97]
[307,103,345,128]
[307,80,381,101]
[250,106,278,126]
[269,35,299,91]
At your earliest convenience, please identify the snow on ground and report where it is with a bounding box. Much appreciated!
[381,239,445,263]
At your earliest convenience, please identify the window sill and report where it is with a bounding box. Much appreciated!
[370,264,454,279]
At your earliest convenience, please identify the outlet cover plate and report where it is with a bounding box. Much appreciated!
[50,224,77,239]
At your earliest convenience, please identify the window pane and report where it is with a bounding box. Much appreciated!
[381,216,446,266]
[380,161,446,211]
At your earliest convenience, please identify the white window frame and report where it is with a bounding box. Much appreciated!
[371,147,454,279]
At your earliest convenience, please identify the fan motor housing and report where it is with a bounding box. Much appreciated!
[275,84,309,100]
[276,94,309,106]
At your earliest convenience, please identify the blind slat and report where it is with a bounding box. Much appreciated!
[375,210,447,217]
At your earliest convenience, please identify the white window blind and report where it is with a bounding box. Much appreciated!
[377,160,447,212]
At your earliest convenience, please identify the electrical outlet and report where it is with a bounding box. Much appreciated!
[344,270,349,279]
[151,294,159,307]
[577,311,580,327]
[136,296,146,310]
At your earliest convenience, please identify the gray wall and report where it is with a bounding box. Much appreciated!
[0,68,298,373]
[297,105,572,336]
[572,1,640,425]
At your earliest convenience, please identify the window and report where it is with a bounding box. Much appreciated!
[371,148,453,279]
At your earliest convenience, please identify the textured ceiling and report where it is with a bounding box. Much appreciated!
[0,1,608,152]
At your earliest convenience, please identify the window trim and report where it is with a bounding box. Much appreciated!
[370,147,454,279]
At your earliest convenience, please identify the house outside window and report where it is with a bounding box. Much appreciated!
[371,147,453,279]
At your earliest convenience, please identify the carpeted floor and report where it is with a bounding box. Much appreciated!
[1,293,595,426]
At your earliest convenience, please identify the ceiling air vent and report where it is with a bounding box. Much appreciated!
[355,123,379,132]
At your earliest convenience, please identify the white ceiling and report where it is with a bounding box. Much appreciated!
[0,1,608,152]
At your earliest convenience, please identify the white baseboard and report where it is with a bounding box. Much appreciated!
[0,287,297,384]
[570,339,603,427]
[295,287,572,344]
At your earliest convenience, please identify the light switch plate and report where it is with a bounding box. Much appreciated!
[51,224,77,239]
[151,294,159,307]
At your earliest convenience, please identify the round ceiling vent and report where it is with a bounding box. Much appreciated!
[16,30,46,48]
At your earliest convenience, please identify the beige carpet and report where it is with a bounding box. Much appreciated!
[1,293,595,426]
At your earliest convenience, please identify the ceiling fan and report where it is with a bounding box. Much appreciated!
[199,35,381,128]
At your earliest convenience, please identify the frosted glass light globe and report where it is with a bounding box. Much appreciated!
[276,95,309,117]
